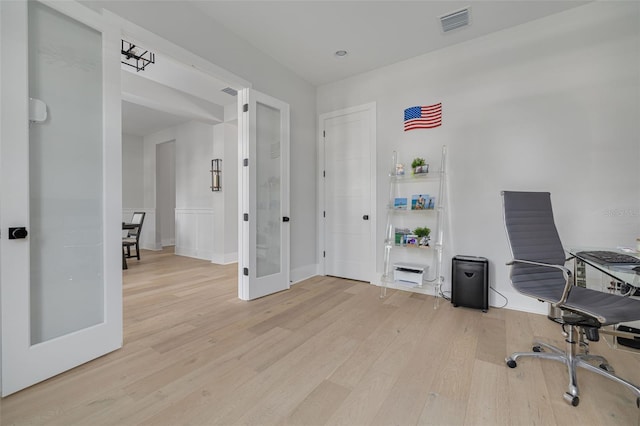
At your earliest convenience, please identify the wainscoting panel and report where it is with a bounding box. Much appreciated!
[175,209,214,261]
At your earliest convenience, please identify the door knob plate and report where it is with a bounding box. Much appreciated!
[9,227,28,240]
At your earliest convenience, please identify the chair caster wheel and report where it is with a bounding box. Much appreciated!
[506,358,517,368]
[599,363,614,373]
[563,393,579,407]
[532,345,542,352]
[637,397,640,409]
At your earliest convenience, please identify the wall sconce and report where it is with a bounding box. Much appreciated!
[210,159,221,191]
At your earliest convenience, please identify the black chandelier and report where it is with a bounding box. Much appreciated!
[121,40,155,72]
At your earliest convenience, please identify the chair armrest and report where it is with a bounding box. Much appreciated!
[506,258,573,307]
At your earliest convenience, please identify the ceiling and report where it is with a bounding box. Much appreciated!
[122,101,191,137]
[119,0,590,135]
[191,0,589,86]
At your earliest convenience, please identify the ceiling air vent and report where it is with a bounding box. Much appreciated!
[221,87,238,97]
[440,7,470,33]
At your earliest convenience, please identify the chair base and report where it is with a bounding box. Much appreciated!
[506,324,640,408]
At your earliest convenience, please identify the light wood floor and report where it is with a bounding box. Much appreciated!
[2,247,640,425]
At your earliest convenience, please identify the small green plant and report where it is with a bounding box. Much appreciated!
[413,226,431,238]
[411,157,426,168]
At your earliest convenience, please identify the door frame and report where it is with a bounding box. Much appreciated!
[102,8,250,257]
[318,103,377,281]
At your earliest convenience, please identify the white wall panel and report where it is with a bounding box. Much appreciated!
[122,133,144,209]
[174,209,215,261]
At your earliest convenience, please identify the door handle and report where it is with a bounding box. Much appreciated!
[9,227,28,240]
[283,217,290,222]
[362,215,369,220]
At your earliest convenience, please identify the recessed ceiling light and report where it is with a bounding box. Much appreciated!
[335,50,348,57]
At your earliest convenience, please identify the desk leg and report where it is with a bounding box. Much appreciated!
[123,248,128,270]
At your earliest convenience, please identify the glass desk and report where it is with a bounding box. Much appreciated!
[569,248,640,292]
[569,248,640,352]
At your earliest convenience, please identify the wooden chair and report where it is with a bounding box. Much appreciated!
[123,212,145,261]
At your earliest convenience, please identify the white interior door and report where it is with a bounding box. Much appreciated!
[321,104,376,282]
[0,1,122,396]
[238,89,290,300]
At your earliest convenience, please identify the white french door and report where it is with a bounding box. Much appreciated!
[238,89,290,300]
[320,104,376,282]
[0,1,122,396]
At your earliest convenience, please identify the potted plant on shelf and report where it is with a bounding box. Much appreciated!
[411,157,428,174]
[413,226,431,247]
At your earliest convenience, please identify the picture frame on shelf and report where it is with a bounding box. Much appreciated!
[414,164,429,174]
[393,197,408,210]
[427,196,436,209]
[411,194,428,210]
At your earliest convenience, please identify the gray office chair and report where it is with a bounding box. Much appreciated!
[502,191,640,408]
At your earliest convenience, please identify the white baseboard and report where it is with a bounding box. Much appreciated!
[291,263,319,285]
[211,252,238,265]
[175,246,214,261]
[141,242,163,251]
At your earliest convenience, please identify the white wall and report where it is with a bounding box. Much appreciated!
[174,121,215,260]
[156,141,176,246]
[211,122,239,264]
[122,133,144,208]
[317,2,640,314]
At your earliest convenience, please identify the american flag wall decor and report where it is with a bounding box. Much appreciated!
[404,103,442,131]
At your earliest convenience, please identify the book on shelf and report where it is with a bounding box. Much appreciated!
[394,227,411,245]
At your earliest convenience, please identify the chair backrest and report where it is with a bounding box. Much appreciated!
[129,212,146,240]
[502,191,567,300]
[502,191,565,265]
[132,212,145,225]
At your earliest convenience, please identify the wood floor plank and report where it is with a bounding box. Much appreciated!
[2,247,640,425]
[285,380,352,426]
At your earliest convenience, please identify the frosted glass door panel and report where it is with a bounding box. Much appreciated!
[256,102,281,278]
[28,2,104,344]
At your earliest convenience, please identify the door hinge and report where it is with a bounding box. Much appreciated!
[243,103,248,112]
[323,251,326,258]
[243,213,248,221]
[323,211,326,218]
[243,158,249,167]
[323,130,325,138]
[243,267,249,276]
[323,170,325,178]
